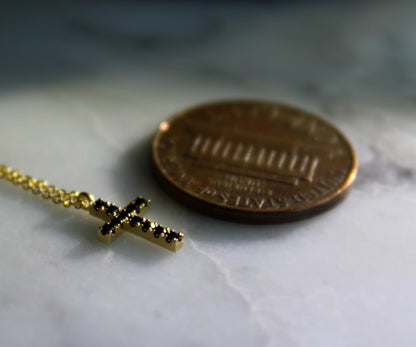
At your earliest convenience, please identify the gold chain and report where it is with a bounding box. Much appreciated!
[0,164,184,251]
[0,164,94,210]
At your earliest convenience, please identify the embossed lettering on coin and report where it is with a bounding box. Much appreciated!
[152,100,357,222]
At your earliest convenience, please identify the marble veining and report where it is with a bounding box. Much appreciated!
[0,2,415,347]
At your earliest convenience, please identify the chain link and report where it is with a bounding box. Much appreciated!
[0,164,94,210]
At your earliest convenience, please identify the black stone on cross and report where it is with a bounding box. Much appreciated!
[89,196,184,252]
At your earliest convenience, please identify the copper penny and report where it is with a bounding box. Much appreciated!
[152,100,357,223]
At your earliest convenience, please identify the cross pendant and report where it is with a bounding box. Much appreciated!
[89,196,184,252]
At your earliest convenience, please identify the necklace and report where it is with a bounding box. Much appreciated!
[0,165,184,252]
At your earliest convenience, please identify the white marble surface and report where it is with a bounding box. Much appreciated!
[0,2,415,347]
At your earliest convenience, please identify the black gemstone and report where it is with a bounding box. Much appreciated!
[94,199,107,211]
[130,216,143,227]
[166,232,179,243]
[142,220,153,233]
[136,197,148,206]
[101,224,115,236]
[126,198,146,213]
[112,217,124,227]
[153,226,165,238]
[118,210,130,220]
[106,205,119,216]
[125,204,138,214]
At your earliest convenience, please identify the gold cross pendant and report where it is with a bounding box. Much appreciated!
[0,165,184,253]
[89,196,184,252]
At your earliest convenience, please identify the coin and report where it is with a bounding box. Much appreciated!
[152,100,357,223]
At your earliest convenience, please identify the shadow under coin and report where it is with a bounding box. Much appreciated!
[111,135,159,201]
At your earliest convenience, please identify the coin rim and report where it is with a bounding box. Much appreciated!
[152,99,358,222]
